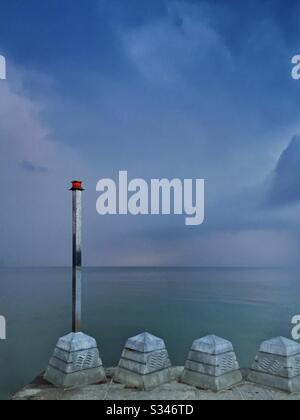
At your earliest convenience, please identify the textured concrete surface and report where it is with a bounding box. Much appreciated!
[11,367,300,400]
[115,367,172,391]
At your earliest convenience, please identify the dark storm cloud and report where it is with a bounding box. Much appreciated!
[1,0,300,266]
[266,136,300,208]
[19,160,48,173]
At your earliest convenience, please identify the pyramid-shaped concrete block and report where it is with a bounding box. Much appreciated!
[126,332,166,353]
[259,337,300,357]
[181,335,242,392]
[115,332,172,390]
[55,332,97,353]
[191,335,234,355]
[44,332,106,389]
[248,337,300,393]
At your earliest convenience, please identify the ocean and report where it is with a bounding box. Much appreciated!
[0,267,299,400]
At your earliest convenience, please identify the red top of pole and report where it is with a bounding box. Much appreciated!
[70,180,84,191]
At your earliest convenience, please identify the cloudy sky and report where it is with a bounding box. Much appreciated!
[1,0,300,267]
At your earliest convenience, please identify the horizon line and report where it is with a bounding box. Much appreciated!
[0,265,294,270]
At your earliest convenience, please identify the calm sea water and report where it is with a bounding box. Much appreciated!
[0,267,299,400]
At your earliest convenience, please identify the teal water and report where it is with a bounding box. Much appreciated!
[0,267,299,400]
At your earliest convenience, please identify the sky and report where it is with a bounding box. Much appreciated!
[1,0,300,267]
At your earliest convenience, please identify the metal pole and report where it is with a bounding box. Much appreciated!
[70,181,84,333]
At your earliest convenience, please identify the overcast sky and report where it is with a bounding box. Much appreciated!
[1,0,300,267]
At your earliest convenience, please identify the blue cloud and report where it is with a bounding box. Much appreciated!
[19,160,48,174]
[1,0,300,266]
[266,136,300,207]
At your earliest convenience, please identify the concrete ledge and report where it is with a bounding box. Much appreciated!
[11,367,300,400]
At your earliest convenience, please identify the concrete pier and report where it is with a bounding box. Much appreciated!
[12,367,300,400]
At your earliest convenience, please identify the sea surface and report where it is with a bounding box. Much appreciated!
[0,267,299,400]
